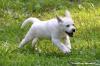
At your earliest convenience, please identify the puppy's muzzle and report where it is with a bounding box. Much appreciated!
[65,28,76,37]
[72,29,75,32]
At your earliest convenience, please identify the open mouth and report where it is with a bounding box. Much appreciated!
[65,31,73,37]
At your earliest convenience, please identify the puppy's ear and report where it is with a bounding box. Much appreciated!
[65,10,71,18]
[56,16,62,23]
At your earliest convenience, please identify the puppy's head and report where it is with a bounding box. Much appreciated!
[56,10,76,37]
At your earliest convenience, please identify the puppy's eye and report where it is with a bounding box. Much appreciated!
[66,25,70,27]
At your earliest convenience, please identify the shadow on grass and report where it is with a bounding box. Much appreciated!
[10,46,72,58]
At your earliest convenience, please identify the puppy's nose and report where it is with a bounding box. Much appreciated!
[72,29,75,32]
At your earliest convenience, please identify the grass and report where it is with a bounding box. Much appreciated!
[0,0,100,66]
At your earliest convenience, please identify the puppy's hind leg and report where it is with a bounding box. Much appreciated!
[19,29,35,48]
[32,38,38,48]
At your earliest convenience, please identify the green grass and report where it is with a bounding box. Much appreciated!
[0,0,100,66]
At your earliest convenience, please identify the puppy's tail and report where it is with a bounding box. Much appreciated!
[21,17,40,28]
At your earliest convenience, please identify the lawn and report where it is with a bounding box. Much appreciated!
[0,0,100,66]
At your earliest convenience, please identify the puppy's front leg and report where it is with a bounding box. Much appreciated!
[64,35,71,49]
[52,37,71,53]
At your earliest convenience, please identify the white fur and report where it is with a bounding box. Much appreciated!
[19,10,76,54]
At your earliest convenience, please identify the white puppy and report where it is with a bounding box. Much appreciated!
[19,10,76,54]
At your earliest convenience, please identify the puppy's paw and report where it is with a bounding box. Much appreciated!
[61,45,71,54]
[18,45,23,48]
[64,48,71,54]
